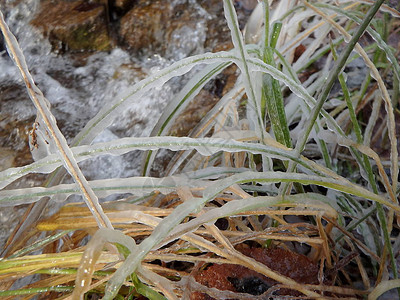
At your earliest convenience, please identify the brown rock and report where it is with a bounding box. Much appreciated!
[119,0,171,54]
[169,90,218,137]
[110,0,137,16]
[0,83,34,167]
[191,246,320,299]
[31,0,112,52]
[197,0,232,52]
[118,0,206,57]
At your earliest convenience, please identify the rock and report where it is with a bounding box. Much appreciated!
[0,82,35,167]
[197,0,255,52]
[118,0,206,58]
[197,0,233,52]
[167,62,238,138]
[238,0,259,11]
[31,0,112,52]
[191,246,320,299]
[109,0,137,17]
[118,1,170,54]
[0,33,4,53]
[169,90,219,137]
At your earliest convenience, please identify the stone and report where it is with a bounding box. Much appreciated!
[109,0,137,17]
[118,0,206,58]
[31,0,112,52]
[169,90,218,137]
[118,0,171,54]
[197,0,233,52]
[0,82,35,167]
[191,246,320,299]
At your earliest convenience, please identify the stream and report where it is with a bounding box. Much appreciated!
[0,0,255,251]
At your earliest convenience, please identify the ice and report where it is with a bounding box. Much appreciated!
[0,0,213,249]
[0,0,212,178]
[166,23,207,61]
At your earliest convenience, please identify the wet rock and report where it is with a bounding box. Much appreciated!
[237,0,259,11]
[109,0,137,17]
[168,63,238,137]
[0,82,35,167]
[169,90,218,137]
[0,34,4,53]
[197,0,256,52]
[191,246,320,299]
[197,0,233,52]
[31,0,112,52]
[118,0,206,58]
[118,1,170,54]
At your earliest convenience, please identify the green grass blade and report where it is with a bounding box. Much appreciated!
[261,16,291,148]
[223,0,265,140]
[0,286,73,296]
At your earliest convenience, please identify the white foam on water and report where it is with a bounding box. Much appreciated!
[0,0,210,249]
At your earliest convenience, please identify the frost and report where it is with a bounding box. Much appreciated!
[0,176,208,207]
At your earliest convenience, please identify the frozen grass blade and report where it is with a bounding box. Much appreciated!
[223,0,265,140]
[72,228,136,298]
[369,279,400,300]
[0,176,209,206]
[261,18,292,148]
[7,230,72,259]
[142,62,231,176]
[0,136,344,189]
[0,10,112,229]
[0,286,74,297]
[72,52,239,148]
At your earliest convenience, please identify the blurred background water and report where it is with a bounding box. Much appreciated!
[0,0,256,251]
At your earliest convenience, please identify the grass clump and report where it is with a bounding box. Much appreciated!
[0,0,399,299]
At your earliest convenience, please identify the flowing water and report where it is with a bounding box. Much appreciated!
[0,0,212,250]
[0,0,255,251]
[0,0,256,256]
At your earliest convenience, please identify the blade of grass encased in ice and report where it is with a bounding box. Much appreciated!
[142,62,231,176]
[0,286,74,297]
[262,21,292,148]
[7,230,72,259]
[223,0,265,140]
